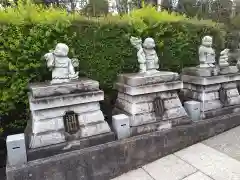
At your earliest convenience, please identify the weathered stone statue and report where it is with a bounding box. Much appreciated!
[44,43,79,84]
[199,36,216,68]
[219,49,230,67]
[130,36,159,73]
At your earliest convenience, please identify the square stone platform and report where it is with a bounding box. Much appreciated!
[181,67,240,119]
[114,71,190,136]
[25,78,113,149]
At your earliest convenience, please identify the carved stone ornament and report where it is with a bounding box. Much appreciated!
[44,43,79,84]
[130,36,159,73]
[199,36,216,68]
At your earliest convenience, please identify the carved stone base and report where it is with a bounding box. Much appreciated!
[114,72,189,136]
[25,79,111,149]
[181,68,240,119]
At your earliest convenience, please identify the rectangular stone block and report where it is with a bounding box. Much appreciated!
[112,114,130,140]
[116,81,183,96]
[201,100,222,111]
[29,78,99,98]
[115,108,187,127]
[29,91,104,111]
[80,122,111,138]
[29,132,65,149]
[227,96,240,106]
[78,110,104,125]
[181,73,240,85]
[32,102,100,121]
[158,92,179,99]
[182,89,219,101]
[129,113,157,127]
[183,83,220,92]
[6,134,27,166]
[226,89,239,98]
[164,98,182,110]
[32,117,64,134]
[131,120,172,136]
[182,67,213,77]
[222,82,237,89]
[162,107,188,120]
[117,92,178,104]
[116,98,153,115]
[117,71,179,87]
[117,92,156,104]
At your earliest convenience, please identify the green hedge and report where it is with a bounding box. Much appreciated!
[0,5,225,136]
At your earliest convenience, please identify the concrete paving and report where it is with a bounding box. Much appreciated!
[112,126,240,180]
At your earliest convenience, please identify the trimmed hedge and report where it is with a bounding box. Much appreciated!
[0,5,225,136]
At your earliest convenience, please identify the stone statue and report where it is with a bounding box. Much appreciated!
[44,43,79,84]
[219,49,229,67]
[199,36,216,68]
[130,36,159,73]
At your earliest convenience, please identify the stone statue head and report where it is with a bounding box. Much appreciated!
[53,43,69,57]
[202,36,213,47]
[143,38,155,49]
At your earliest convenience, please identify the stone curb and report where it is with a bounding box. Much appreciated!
[6,112,240,180]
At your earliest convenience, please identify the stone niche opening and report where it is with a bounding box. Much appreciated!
[63,111,80,134]
[153,97,165,120]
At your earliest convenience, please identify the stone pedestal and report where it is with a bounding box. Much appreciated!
[181,66,240,119]
[25,78,112,149]
[114,71,189,136]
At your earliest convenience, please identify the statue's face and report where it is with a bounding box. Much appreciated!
[143,38,155,49]
[54,43,69,56]
[202,36,212,47]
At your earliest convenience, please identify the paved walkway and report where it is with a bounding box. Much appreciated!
[112,126,240,180]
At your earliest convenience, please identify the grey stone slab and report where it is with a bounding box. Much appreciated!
[32,117,64,134]
[114,107,188,127]
[143,154,197,180]
[113,108,157,126]
[175,143,240,180]
[164,98,182,110]
[183,83,220,92]
[227,96,240,106]
[203,126,240,161]
[182,67,214,77]
[115,98,153,115]
[202,104,240,119]
[117,71,179,87]
[29,78,99,98]
[6,112,240,180]
[182,89,219,101]
[80,121,111,138]
[181,73,240,85]
[219,66,239,75]
[182,171,213,180]
[115,81,183,96]
[222,82,237,89]
[29,90,104,111]
[200,100,222,111]
[162,107,188,120]
[226,88,239,98]
[116,97,182,116]
[32,102,100,121]
[28,131,66,149]
[112,168,154,180]
[117,91,178,104]
[78,110,104,125]
[130,120,173,136]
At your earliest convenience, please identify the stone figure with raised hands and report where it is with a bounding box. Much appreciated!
[219,48,230,67]
[44,43,79,84]
[130,36,159,73]
[199,36,216,68]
